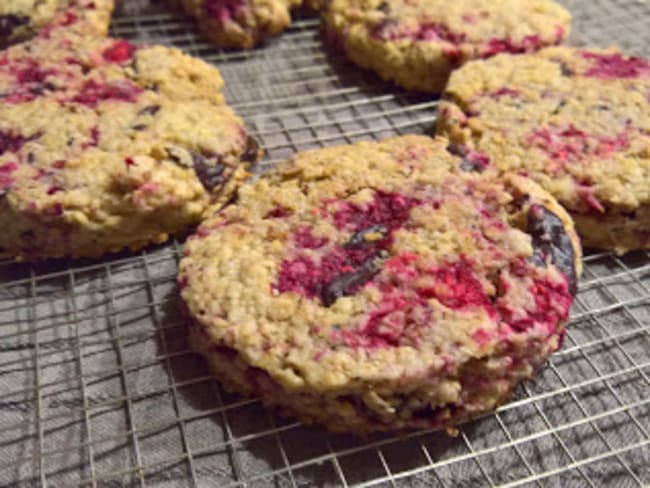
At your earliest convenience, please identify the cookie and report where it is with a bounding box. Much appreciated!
[0,0,114,47]
[180,135,581,434]
[0,28,259,260]
[323,0,571,93]
[170,0,325,49]
[437,47,650,254]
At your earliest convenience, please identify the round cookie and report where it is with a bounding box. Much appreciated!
[0,29,258,260]
[180,135,581,434]
[437,47,650,254]
[170,0,324,49]
[0,0,114,47]
[322,0,571,93]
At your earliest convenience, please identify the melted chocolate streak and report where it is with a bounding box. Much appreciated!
[0,14,29,39]
[527,204,578,295]
[321,225,389,307]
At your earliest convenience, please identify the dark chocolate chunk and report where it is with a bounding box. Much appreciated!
[377,1,391,14]
[0,14,29,40]
[459,157,486,173]
[527,204,578,295]
[593,104,610,111]
[447,143,489,172]
[321,258,382,307]
[240,136,260,164]
[0,186,9,200]
[559,62,574,77]
[131,124,148,131]
[137,105,161,116]
[446,142,468,157]
[192,152,226,191]
[344,224,388,249]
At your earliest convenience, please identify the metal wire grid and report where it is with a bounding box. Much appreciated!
[0,0,648,486]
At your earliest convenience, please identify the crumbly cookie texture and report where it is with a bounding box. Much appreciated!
[0,0,115,47]
[169,0,324,48]
[323,0,571,93]
[180,135,581,434]
[437,47,650,254]
[0,27,259,260]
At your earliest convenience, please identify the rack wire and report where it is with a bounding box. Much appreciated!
[0,0,649,486]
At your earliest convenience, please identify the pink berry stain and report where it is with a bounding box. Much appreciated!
[372,21,465,44]
[527,124,630,166]
[581,51,650,79]
[70,79,143,107]
[274,191,421,301]
[102,39,137,64]
[0,131,27,156]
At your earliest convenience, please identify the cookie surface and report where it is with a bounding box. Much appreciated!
[180,135,581,433]
[170,0,323,48]
[323,0,571,92]
[0,27,258,260]
[0,0,114,47]
[437,47,650,254]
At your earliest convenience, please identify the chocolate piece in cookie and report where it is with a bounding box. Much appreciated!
[437,46,650,254]
[323,0,571,92]
[528,204,578,295]
[0,28,257,260]
[181,135,581,434]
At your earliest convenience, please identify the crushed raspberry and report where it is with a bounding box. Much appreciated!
[491,87,520,98]
[497,274,572,334]
[471,328,492,346]
[480,35,544,58]
[334,293,431,349]
[576,184,606,213]
[204,0,244,22]
[417,23,466,43]
[51,160,66,169]
[293,227,329,249]
[0,162,19,173]
[15,61,55,85]
[265,205,290,218]
[38,10,78,38]
[332,191,421,232]
[372,21,465,44]
[275,192,421,303]
[0,131,26,156]
[418,259,495,315]
[527,125,630,164]
[333,256,495,349]
[70,79,142,107]
[582,51,650,79]
[274,245,380,300]
[81,127,100,149]
[47,186,63,195]
[125,157,136,167]
[59,11,79,26]
[102,40,137,64]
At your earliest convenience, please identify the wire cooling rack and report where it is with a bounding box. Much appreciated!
[1,0,649,486]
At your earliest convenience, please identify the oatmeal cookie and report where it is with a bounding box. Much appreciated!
[437,47,650,253]
[180,135,581,433]
[0,30,259,260]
